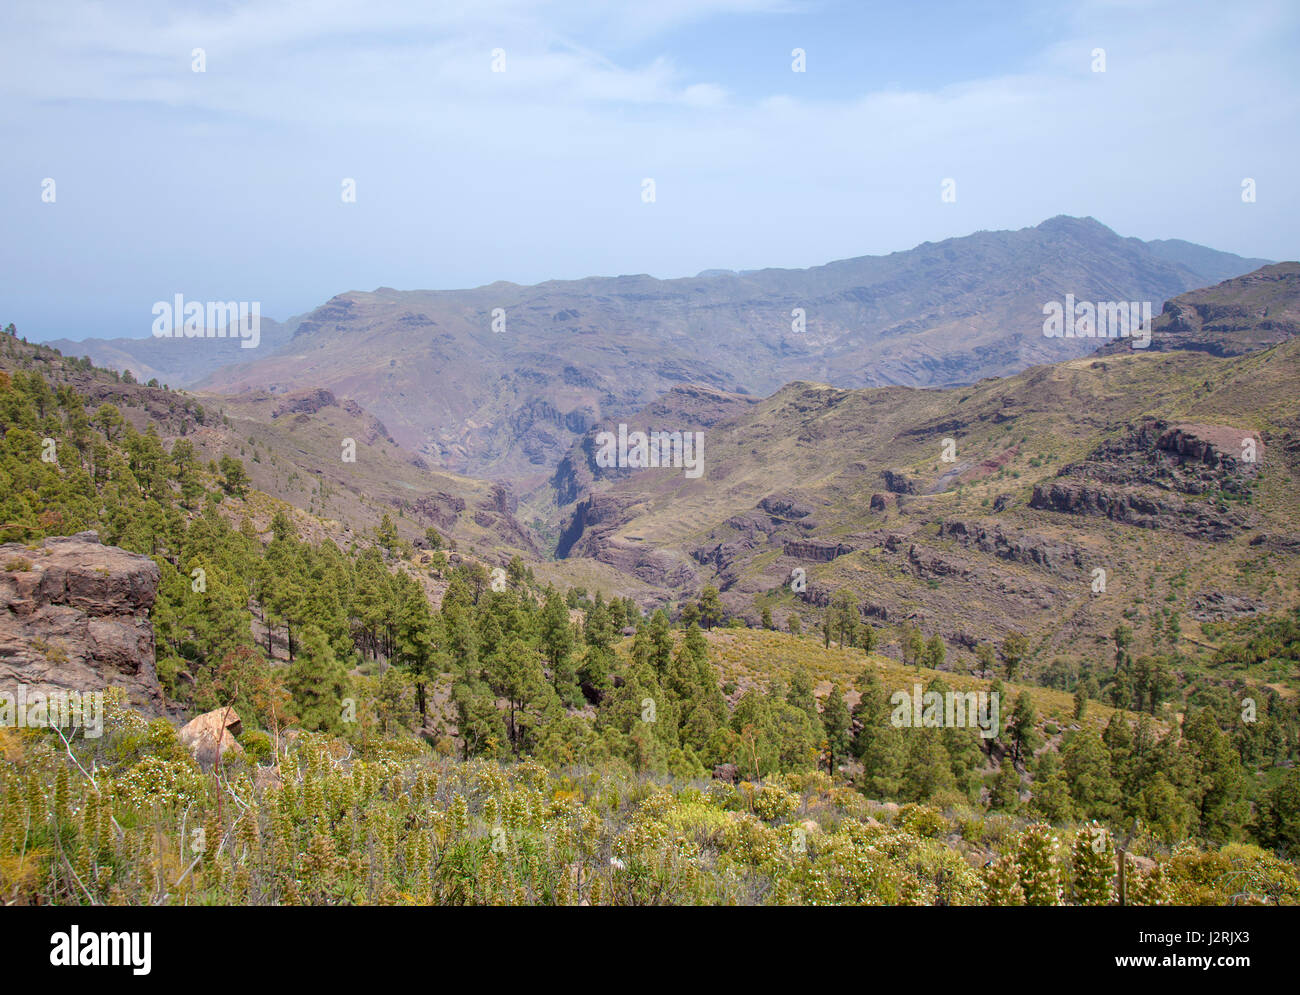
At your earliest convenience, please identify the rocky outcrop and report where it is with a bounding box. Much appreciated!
[781,539,854,562]
[557,496,695,592]
[556,493,636,560]
[1058,420,1261,497]
[1158,424,1263,468]
[938,520,1084,575]
[1029,419,1262,540]
[412,492,466,530]
[882,469,917,494]
[1249,532,1300,553]
[692,539,761,589]
[271,387,397,446]
[1029,481,1250,541]
[1191,591,1267,622]
[0,533,171,717]
[759,495,814,520]
[1099,262,1300,356]
[272,387,337,418]
[906,543,973,580]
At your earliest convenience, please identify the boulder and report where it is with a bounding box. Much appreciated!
[179,706,244,767]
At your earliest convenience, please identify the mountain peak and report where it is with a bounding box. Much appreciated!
[1034,215,1115,237]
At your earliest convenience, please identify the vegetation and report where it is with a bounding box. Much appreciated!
[2,333,1299,905]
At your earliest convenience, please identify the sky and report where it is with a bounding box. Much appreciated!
[1,0,1297,342]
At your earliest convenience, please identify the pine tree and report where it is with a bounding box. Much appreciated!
[975,642,996,678]
[1257,768,1300,852]
[901,624,925,670]
[922,633,947,670]
[1063,726,1121,821]
[451,676,506,759]
[851,665,885,759]
[1000,631,1028,679]
[991,755,1020,812]
[1073,685,1088,721]
[485,636,552,754]
[540,587,581,705]
[697,586,725,630]
[375,512,400,555]
[821,683,851,776]
[829,590,858,648]
[578,593,616,699]
[393,572,439,719]
[1112,623,1133,673]
[217,454,249,497]
[1009,690,1039,763]
[1027,750,1075,823]
[1183,708,1248,841]
[901,732,957,802]
[787,666,818,724]
[285,626,350,733]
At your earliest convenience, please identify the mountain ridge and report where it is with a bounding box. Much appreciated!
[45,217,1277,487]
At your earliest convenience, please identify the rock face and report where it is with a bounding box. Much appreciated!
[781,539,855,562]
[0,533,171,717]
[1029,481,1250,541]
[938,520,1084,575]
[1055,420,1261,496]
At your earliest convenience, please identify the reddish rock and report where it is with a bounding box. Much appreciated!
[178,706,244,768]
[0,533,171,716]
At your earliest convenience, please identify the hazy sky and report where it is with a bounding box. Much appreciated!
[2,0,1297,341]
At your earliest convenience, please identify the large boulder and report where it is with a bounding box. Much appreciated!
[178,707,244,767]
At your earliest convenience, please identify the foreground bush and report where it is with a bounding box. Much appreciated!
[1,704,1296,906]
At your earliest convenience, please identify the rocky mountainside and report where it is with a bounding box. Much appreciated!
[1101,261,1300,357]
[0,532,172,716]
[548,266,1300,668]
[167,217,1268,483]
[5,339,541,562]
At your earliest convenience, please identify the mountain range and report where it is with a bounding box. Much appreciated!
[49,216,1272,488]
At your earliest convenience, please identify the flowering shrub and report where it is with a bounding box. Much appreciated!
[1,728,1295,906]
